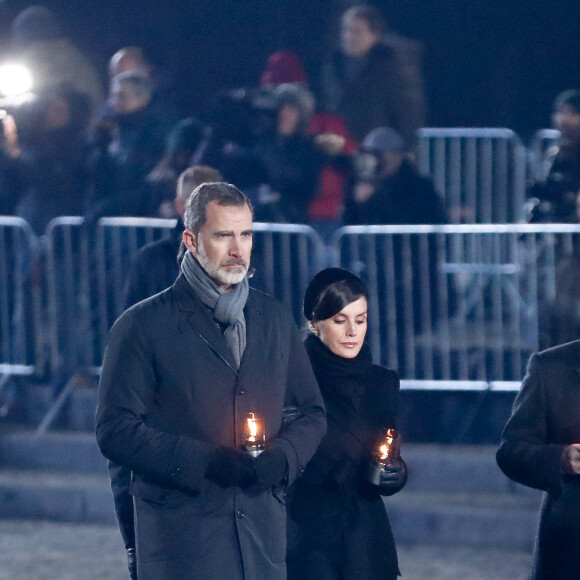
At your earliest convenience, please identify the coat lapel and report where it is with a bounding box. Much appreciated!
[238,293,266,378]
[174,275,238,373]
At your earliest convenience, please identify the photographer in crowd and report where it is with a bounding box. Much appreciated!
[344,126,446,226]
[527,89,580,224]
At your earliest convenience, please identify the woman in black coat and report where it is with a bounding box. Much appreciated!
[286,268,407,579]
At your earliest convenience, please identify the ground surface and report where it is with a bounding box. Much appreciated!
[0,520,532,580]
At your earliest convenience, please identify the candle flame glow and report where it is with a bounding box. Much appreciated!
[378,429,396,460]
[247,414,258,442]
[243,412,264,452]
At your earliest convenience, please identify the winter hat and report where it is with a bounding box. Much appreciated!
[260,51,308,86]
[362,126,405,153]
[273,82,315,132]
[12,5,63,46]
[303,268,367,321]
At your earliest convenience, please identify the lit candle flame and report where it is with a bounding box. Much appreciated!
[247,413,258,443]
[378,429,396,461]
[369,428,400,485]
[243,412,265,455]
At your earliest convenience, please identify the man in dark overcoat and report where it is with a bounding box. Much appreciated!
[497,339,580,580]
[321,4,425,148]
[96,181,326,580]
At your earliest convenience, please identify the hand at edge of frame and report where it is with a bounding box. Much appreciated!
[561,444,580,475]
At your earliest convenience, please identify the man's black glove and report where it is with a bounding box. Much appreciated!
[254,445,288,487]
[377,458,408,496]
[206,446,257,488]
[127,548,137,580]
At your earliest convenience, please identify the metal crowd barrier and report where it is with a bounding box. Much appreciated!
[333,223,580,390]
[45,216,177,377]
[35,219,580,394]
[44,218,325,380]
[418,128,527,224]
[95,217,178,360]
[251,222,326,324]
[0,217,43,380]
[45,217,95,378]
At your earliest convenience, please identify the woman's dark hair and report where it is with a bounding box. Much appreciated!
[303,268,368,322]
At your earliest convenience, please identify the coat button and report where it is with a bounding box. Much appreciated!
[238,389,245,396]
[236,509,245,519]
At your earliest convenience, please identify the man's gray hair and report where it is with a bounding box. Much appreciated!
[183,182,253,235]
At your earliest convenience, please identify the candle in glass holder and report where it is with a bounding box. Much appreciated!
[368,428,400,485]
[242,412,265,456]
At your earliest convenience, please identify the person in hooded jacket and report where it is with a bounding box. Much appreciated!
[86,71,172,221]
[286,268,407,579]
[252,83,324,224]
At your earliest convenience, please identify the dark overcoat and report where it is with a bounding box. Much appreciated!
[286,335,403,580]
[323,41,424,146]
[344,159,447,226]
[96,274,326,580]
[497,339,580,580]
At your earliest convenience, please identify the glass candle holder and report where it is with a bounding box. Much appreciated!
[242,412,265,457]
[368,428,400,485]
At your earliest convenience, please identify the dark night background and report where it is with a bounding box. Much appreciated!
[0,0,579,140]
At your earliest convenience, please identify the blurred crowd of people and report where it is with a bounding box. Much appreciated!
[1,5,579,236]
[0,3,445,240]
[2,3,580,364]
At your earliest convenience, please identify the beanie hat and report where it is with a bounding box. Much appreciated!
[12,5,62,46]
[273,82,315,132]
[362,126,405,153]
[260,51,308,86]
[303,268,366,321]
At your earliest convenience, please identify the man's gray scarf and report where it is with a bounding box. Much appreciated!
[181,250,248,369]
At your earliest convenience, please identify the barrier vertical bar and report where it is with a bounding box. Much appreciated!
[465,138,477,224]
[480,138,493,223]
[449,137,462,222]
[495,138,509,223]
[0,226,10,362]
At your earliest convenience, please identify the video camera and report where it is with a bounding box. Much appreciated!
[207,86,278,146]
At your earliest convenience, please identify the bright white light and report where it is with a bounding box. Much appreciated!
[0,64,32,97]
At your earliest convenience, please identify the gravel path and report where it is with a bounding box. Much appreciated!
[0,520,532,579]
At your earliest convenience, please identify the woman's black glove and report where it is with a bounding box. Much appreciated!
[127,548,137,580]
[377,458,407,496]
[254,445,288,487]
[205,446,257,488]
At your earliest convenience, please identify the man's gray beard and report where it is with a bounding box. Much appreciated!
[195,242,249,287]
